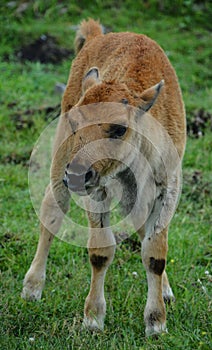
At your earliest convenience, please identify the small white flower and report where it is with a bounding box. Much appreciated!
[29,337,35,342]
[132,271,138,278]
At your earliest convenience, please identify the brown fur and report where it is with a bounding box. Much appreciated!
[22,19,186,336]
[63,21,186,157]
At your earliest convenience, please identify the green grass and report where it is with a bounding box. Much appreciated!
[0,1,211,349]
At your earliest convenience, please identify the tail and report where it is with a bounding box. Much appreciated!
[74,19,103,54]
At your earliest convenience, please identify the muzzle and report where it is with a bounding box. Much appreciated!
[63,161,99,195]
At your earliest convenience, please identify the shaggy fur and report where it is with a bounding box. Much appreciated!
[62,20,186,156]
[22,19,186,337]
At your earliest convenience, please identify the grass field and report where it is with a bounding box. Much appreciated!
[0,1,211,349]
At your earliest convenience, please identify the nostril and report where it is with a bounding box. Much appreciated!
[85,169,93,184]
[63,177,68,188]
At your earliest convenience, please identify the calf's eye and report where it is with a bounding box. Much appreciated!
[108,124,127,139]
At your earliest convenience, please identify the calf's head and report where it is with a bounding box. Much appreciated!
[62,67,164,196]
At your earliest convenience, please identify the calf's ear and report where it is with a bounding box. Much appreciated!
[139,80,164,112]
[82,67,101,94]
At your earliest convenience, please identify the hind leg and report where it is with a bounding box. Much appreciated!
[141,227,169,336]
[21,184,69,300]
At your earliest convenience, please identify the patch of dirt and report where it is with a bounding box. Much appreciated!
[10,104,60,130]
[1,152,31,166]
[3,104,61,165]
[12,113,34,130]
[183,170,211,204]
[115,232,141,251]
[16,34,74,64]
[187,108,212,138]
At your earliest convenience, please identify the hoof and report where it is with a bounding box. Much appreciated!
[163,286,176,304]
[21,284,43,301]
[83,315,104,332]
[145,322,168,337]
[21,277,45,301]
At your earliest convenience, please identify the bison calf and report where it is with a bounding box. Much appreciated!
[22,19,186,336]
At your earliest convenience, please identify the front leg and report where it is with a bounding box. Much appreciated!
[137,226,175,304]
[21,222,53,301]
[22,183,69,300]
[83,209,116,331]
